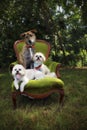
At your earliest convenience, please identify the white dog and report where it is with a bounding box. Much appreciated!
[33,52,50,74]
[33,52,57,77]
[12,64,45,92]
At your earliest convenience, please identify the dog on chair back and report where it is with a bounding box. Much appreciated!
[19,29,37,69]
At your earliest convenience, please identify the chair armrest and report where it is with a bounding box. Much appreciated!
[45,59,61,78]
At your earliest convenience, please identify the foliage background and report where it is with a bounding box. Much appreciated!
[0,1,87,129]
[0,0,87,68]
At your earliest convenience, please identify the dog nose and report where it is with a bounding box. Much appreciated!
[37,57,40,60]
[16,71,19,74]
[28,40,32,44]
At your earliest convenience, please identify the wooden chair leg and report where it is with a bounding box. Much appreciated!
[12,92,17,109]
[58,88,64,104]
[12,89,64,109]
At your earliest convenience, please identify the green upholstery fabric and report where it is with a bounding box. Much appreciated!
[16,42,24,52]
[15,40,50,58]
[12,77,64,94]
[35,41,49,57]
[45,58,60,72]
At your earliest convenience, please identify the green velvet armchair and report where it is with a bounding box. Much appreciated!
[10,39,64,108]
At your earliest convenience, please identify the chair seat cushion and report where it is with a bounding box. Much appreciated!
[12,77,64,94]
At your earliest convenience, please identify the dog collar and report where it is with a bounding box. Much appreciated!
[35,64,42,70]
[34,62,42,70]
[26,44,35,48]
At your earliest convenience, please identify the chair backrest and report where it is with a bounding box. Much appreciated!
[13,39,51,64]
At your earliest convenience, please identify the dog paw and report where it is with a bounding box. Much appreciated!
[15,86,19,90]
[20,86,24,92]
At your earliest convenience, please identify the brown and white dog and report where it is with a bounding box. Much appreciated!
[19,29,37,69]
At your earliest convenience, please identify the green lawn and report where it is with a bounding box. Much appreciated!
[0,68,87,130]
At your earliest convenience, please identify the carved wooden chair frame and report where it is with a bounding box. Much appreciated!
[11,39,64,109]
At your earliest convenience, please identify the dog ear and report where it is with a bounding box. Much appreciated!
[43,56,46,62]
[12,68,15,76]
[30,29,37,34]
[20,33,26,38]
[42,54,46,62]
[21,65,26,76]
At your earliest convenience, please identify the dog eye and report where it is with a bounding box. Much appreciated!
[19,69,21,71]
[15,69,17,71]
[40,56,42,58]
[25,36,28,38]
[29,34,32,37]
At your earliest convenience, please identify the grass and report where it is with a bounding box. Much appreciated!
[0,68,87,130]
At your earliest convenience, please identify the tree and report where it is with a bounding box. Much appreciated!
[0,0,87,68]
